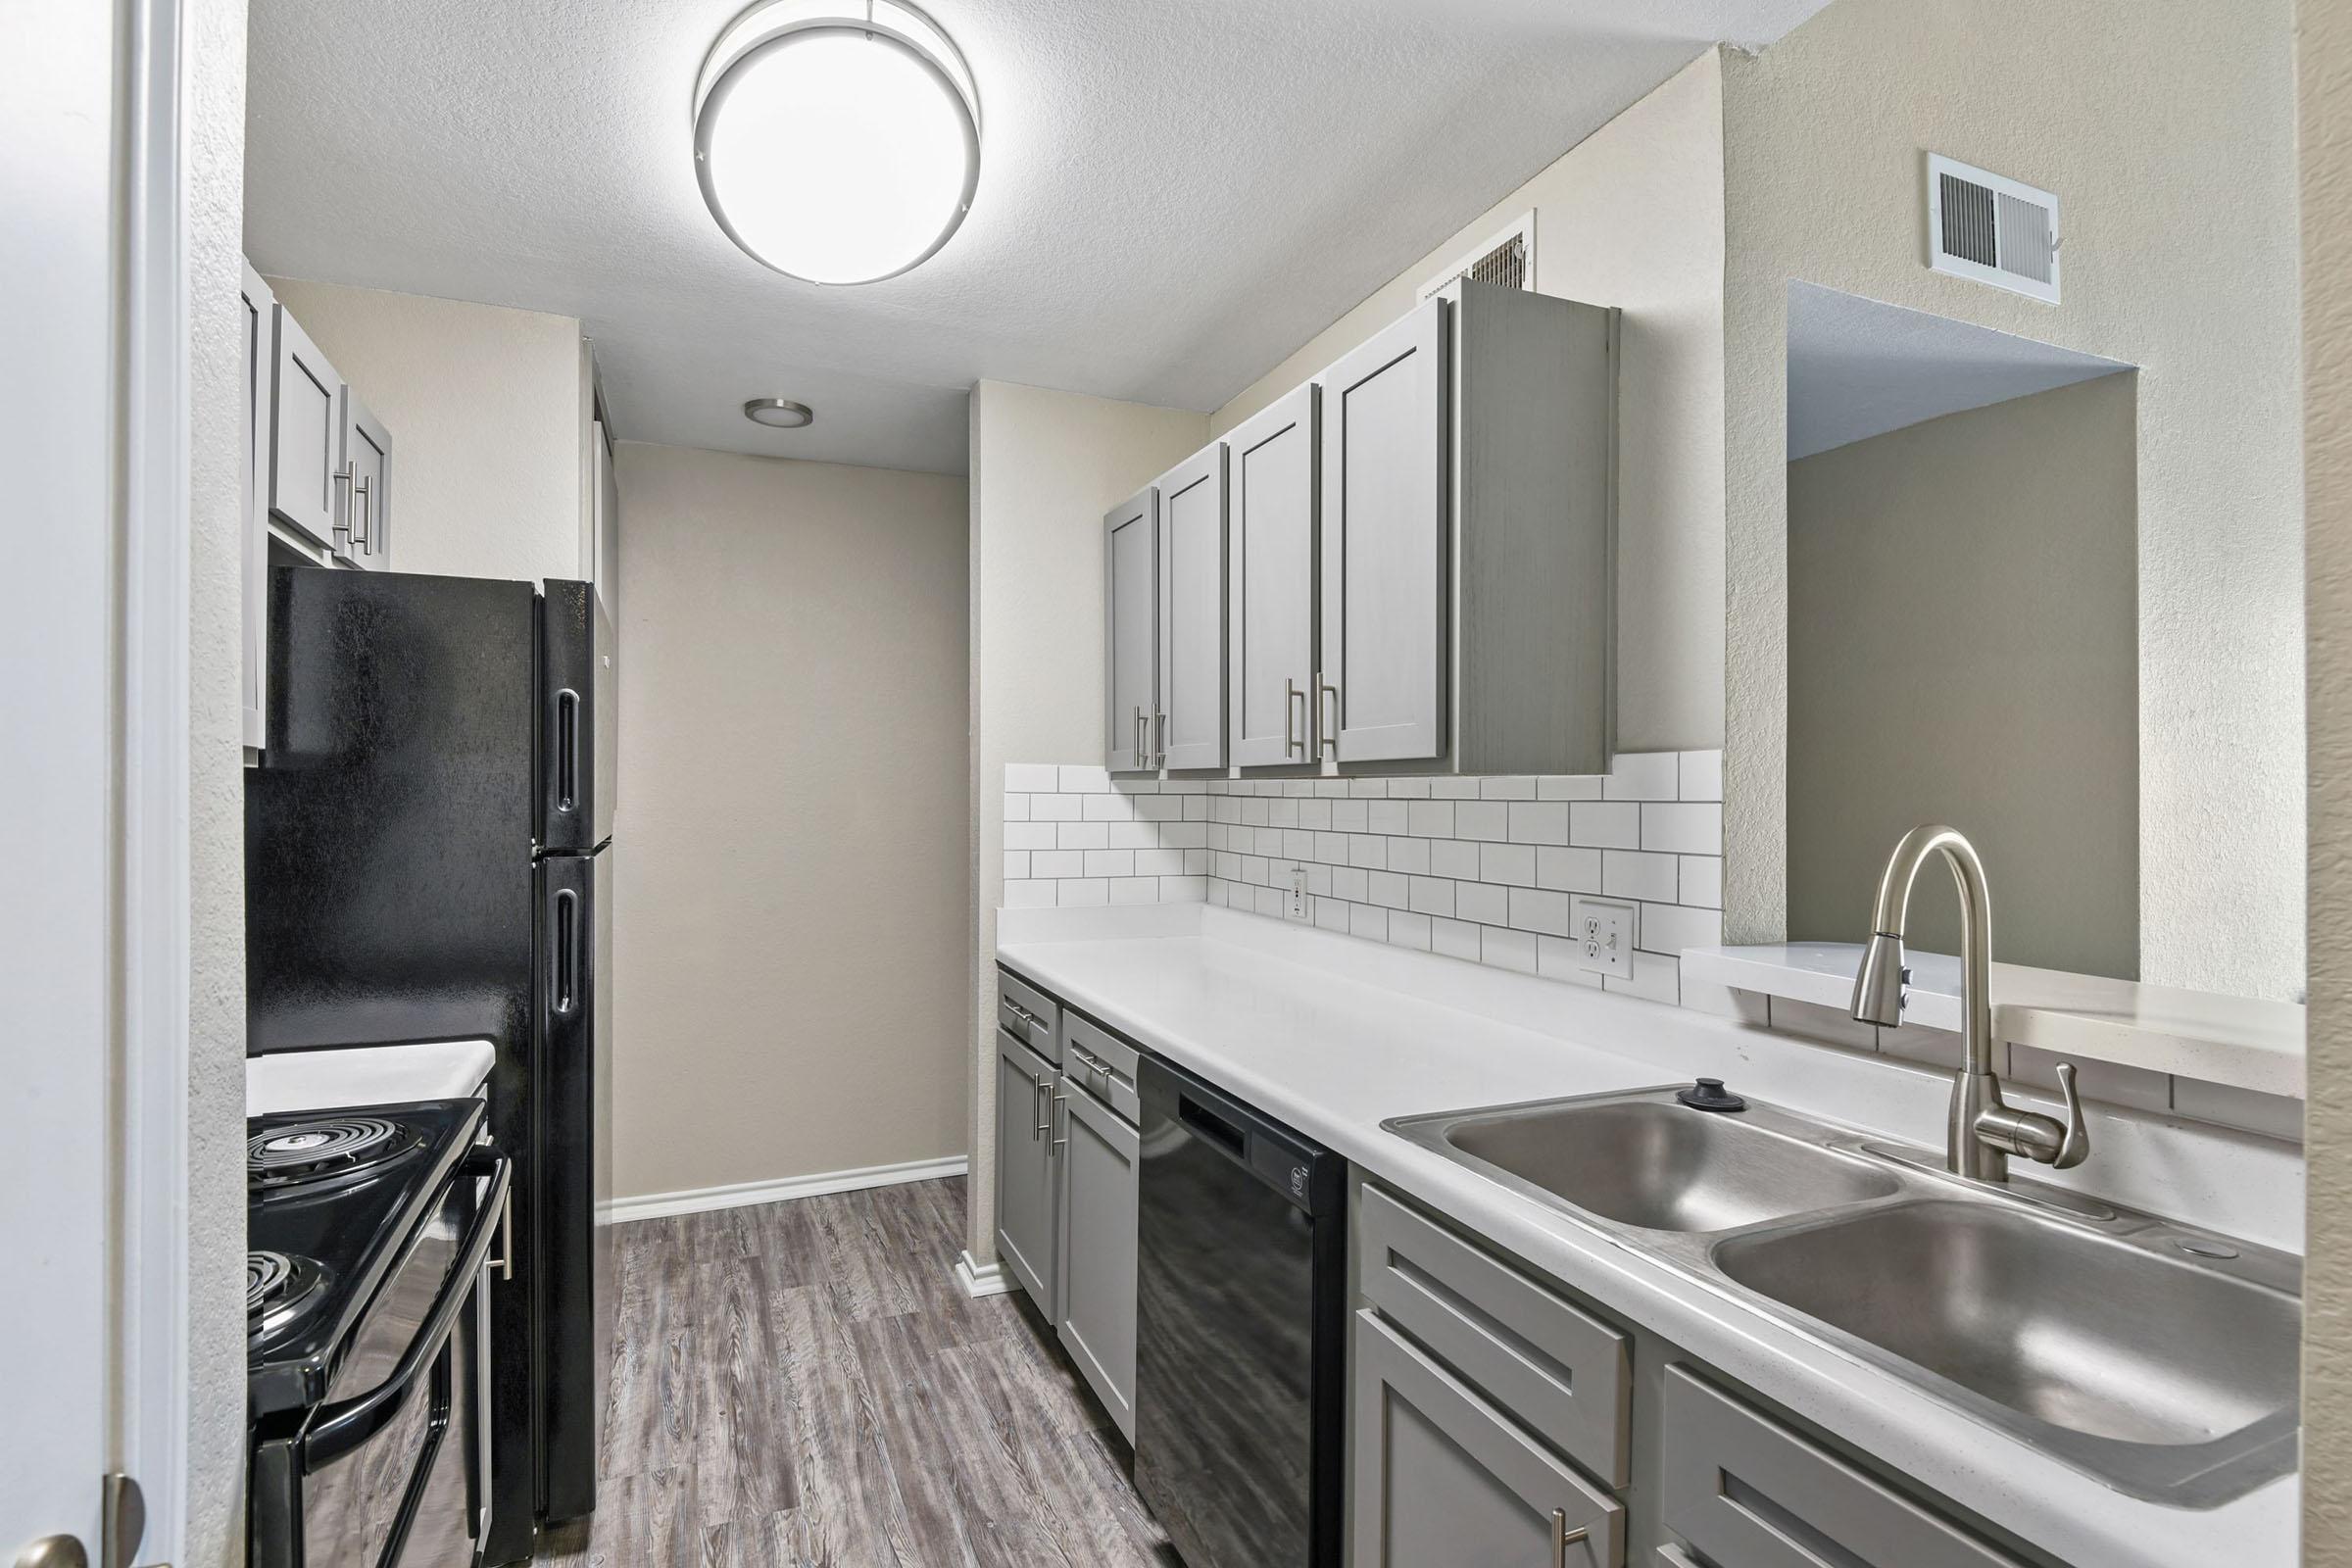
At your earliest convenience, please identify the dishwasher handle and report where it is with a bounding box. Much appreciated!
[1142,1054,1343,1217]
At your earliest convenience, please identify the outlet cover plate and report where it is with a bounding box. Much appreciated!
[1569,896,1635,978]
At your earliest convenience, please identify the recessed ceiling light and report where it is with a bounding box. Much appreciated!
[693,1,981,286]
[743,398,815,428]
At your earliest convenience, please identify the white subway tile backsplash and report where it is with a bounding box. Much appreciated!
[1679,855,1724,909]
[1642,802,1723,856]
[1569,801,1641,849]
[1004,851,1031,879]
[1508,887,1572,937]
[1005,822,1056,851]
[1455,881,1509,926]
[1109,876,1160,906]
[1604,751,1680,801]
[1058,821,1108,851]
[1602,849,1680,904]
[1005,762,1061,793]
[1637,901,1723,956]
[1482,927,1539,973]
[1388,910,1434,952]
[1004,794,1031,821]
[1480,842,1538,887]
[1480,775,1537,800]
[1430,839,1481,879]
[1388,837,1432,875]
[1407,801,1455,838]
[1507,801,1570,845]
[1605,951,1681,1004]
[1679,750,1724,803]
[1408,877,1457,917]
[1059,763,1109,793]
[1032,849,1082,878]
[1059,878,1109,907]
[1538,774,1605,801]
[1082,793,1134,822]
[1004,878,1056,907]
[1031,793,1079,821]
[1433,918,1482,960]
[1455,801,1509,841]
[1536,846,1602,893]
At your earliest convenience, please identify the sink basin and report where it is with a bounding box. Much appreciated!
[1433,1099,1900,1232]
[1713,1200,2301,1498]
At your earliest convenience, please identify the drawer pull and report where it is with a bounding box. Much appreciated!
[1551,1509,1591,1566]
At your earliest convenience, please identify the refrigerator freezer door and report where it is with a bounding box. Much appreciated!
[534,846,613,1524]
[538,580,615,855]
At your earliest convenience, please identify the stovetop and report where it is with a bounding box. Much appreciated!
[247,1098,482,1418]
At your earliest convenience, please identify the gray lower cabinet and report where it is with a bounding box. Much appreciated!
[1104,486,1159,773]
[1154,442,1229,772]
[994,1028,1059,1311]
[1054,1078,1140,1440]
[1660,1367,2025,1568]
[1227,382,1320,767]
[1351,1309,1623,1567]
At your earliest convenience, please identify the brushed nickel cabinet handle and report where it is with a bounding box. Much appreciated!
[1155,705,1168,767]
[1319,680,1341,756]
[1032,1076,1050,1140]
[1133,706,1147,767]
[1550,1509,1590,1566]
[1285,678,1307,757]
[331,461,356,543]
[1051,1089,1069,1154]
[353,475,372,549]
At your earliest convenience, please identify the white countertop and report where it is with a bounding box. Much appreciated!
[997,903,2300,1568]
[246,1039,497,1116]
[1684,942,2306,1098]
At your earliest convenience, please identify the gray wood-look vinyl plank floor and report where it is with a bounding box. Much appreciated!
[536,1177,1178,1568]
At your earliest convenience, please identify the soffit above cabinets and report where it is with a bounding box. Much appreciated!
[245,0,1829,475]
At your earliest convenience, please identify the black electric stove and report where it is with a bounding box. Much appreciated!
[247,1100,509,1568]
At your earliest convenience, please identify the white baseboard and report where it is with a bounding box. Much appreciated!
[599,1153,969,1224]
[955,1249,1016,1298]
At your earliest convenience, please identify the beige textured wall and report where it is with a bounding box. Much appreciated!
[1720,0,2306,1002]
[608,444,967,1200]
[965,382,1206,1262]
[188,0,251,1558]
[258,278,588,584]
[2302,0,2352,1553]
[1213,51,1728,755]
[1788,376,2138,975]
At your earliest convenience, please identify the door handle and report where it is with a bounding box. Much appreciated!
[1132,707,1146,767]
[1051,1089,1069,1154]
[1550,1508,1591,1567]
[551,887,579,1014]
[1285,677,1306,757]
[1033,1076,1050,1140]
[353,475,372,550]
[554,689,581,814]
[1319,680,1341,755]
[14,1538,86,1568]
[1154,705,1168,767]
[331,461,356,543]
[487,1182,515,1281]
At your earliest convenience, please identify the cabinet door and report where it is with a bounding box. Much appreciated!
[1227,384,1319,768]
[1318,299,1447,765]
[1103,487,1158,773]
[994,1031,1058,1312]
[239,262,272,751]
[339,387,391,570]
[1054,1082,1140,1441]
[1155,444,1227,772]
[1351,1309,1621,1568]
[268,303,345,550]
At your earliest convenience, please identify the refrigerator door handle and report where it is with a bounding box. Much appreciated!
[554,689,581,816]
[551,887,579,1015]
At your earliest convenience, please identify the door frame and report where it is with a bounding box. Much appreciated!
[120,0,197,1556]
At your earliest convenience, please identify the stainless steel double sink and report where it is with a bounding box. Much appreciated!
[1384,1088,2301,1507]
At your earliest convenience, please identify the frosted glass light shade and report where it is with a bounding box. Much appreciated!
[693,1,981,285]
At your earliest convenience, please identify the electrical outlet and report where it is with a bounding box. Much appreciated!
[1568,896,1634,978]
[1288,866,1311,920]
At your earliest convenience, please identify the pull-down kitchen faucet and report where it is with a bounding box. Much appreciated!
[1849,825,2088,1182]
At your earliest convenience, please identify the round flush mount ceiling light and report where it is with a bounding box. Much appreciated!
[743,397,815,428]
[693,0,981,285]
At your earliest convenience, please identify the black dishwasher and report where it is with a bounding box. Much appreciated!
[1134,1054,1347,1568]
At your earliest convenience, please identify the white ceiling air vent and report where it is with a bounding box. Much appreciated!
[1418,211,1537,302]
[1926,154,2060,304]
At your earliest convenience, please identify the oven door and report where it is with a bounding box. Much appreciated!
[298,1151,509,1568]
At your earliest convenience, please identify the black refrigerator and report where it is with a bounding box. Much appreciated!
[245,566,615,1565]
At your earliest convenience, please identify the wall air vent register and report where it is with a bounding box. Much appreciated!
[1926,153,2060,304]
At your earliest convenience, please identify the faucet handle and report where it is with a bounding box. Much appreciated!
[2048,1061,2090,1169]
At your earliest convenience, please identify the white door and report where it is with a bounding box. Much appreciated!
[2,0,128,1557]
[1103,488,1158,773]
[1154,444,1228,773]
[1318,299,1449,764]
[1226,384,1319,768]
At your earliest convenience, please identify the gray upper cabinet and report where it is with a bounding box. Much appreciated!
[239,262,272,752]
[1104,487,1159,773]
[1227,383,1320,768]
[1155,444,1228,772]
[1054,1078,1141,1441]
[1318,299,1448,766]
[338,386,392,570]
[268,302,345,551]
[994,1028,1060,1311]
[1351,1308,1623,1568]
[1309,280,1618,776]
[1661,1367,2026,1568]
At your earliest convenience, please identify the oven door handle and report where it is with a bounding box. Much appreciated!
[304,1152,511,1471]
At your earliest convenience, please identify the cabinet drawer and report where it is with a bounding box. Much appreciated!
[1359,1183,1630,1486]
[1661,1366,2025,1568]
[997,966,1059,1065]
[1061,1009,1141,1124]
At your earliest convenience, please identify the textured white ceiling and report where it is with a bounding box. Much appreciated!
[247,0,1829,474]
[1787,282,2133,461]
